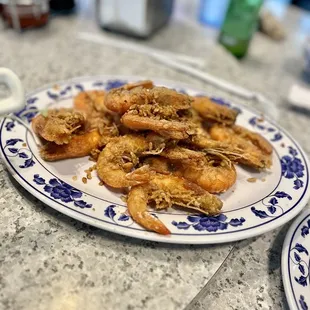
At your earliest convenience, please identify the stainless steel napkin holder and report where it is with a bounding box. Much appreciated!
[97,0,174,38]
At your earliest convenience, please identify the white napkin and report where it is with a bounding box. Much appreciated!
[288,84,310,110]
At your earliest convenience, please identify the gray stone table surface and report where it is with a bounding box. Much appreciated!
[0,4,310,310]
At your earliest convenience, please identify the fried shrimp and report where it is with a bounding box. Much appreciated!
[73,90,119,134]
[127,173,223,234]
[104,80,154,114]
[178,155,237,194]
[105,84,192,114]
[147,150,237,193]
[40,130,102,161]
[33,80,275,236]
[32,109,86,145]
[209,124,272,169]
[121,114,192,139]
[74,90,107,115]
[119,88,194,139]
[105,83,194,139]
[232,125,273,155]
[192,96,238,125]
[97,134,163,188]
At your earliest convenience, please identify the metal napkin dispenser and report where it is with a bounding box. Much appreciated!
[97,0,174,38]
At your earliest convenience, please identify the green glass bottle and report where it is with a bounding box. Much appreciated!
[218,0,264,59]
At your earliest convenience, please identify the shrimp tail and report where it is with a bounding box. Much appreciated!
[127,186,171,235]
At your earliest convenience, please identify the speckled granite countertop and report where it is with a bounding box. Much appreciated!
[1,5,310,310]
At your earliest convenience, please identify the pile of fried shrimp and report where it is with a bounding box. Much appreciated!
[31,80,273,235]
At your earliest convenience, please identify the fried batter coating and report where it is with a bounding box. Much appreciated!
[74,90,118,133]
[96,134,164,188]
[161,146,205,161]
[40,130,102,161]
[178,156,237,194]
[147,149,237,194]
[105,84,192,114]
[118,88,193,139]
[32,109,86,145]
[121,114,192,140]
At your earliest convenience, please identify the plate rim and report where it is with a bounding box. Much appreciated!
[282,208,310,310]
[1,74,310,244]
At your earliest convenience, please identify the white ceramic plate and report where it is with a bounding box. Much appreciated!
[282,208,310,310]
[1,75,309,244]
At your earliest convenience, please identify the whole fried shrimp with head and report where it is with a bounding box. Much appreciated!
[32,108,86,145]
[121,114,193,140]
[119,87,194,139]
[127,173,223,235]
[105,80,191,114]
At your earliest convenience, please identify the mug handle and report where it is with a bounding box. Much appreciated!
[0,68,25,115]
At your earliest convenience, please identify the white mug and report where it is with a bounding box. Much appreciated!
[0,68,25,115]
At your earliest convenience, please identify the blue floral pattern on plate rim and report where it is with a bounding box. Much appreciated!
[282,210,310,310]
[0,75,309,244]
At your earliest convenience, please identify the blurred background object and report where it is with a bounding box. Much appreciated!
[218,0,264,59]
[96,0,174,39]
[1,0,49,30]
[303,37,310,80]
[49,0,75,15]
[259,10,287,41]
[263,0,292,19]
[293,0,310,11]
[198,0,229,28]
